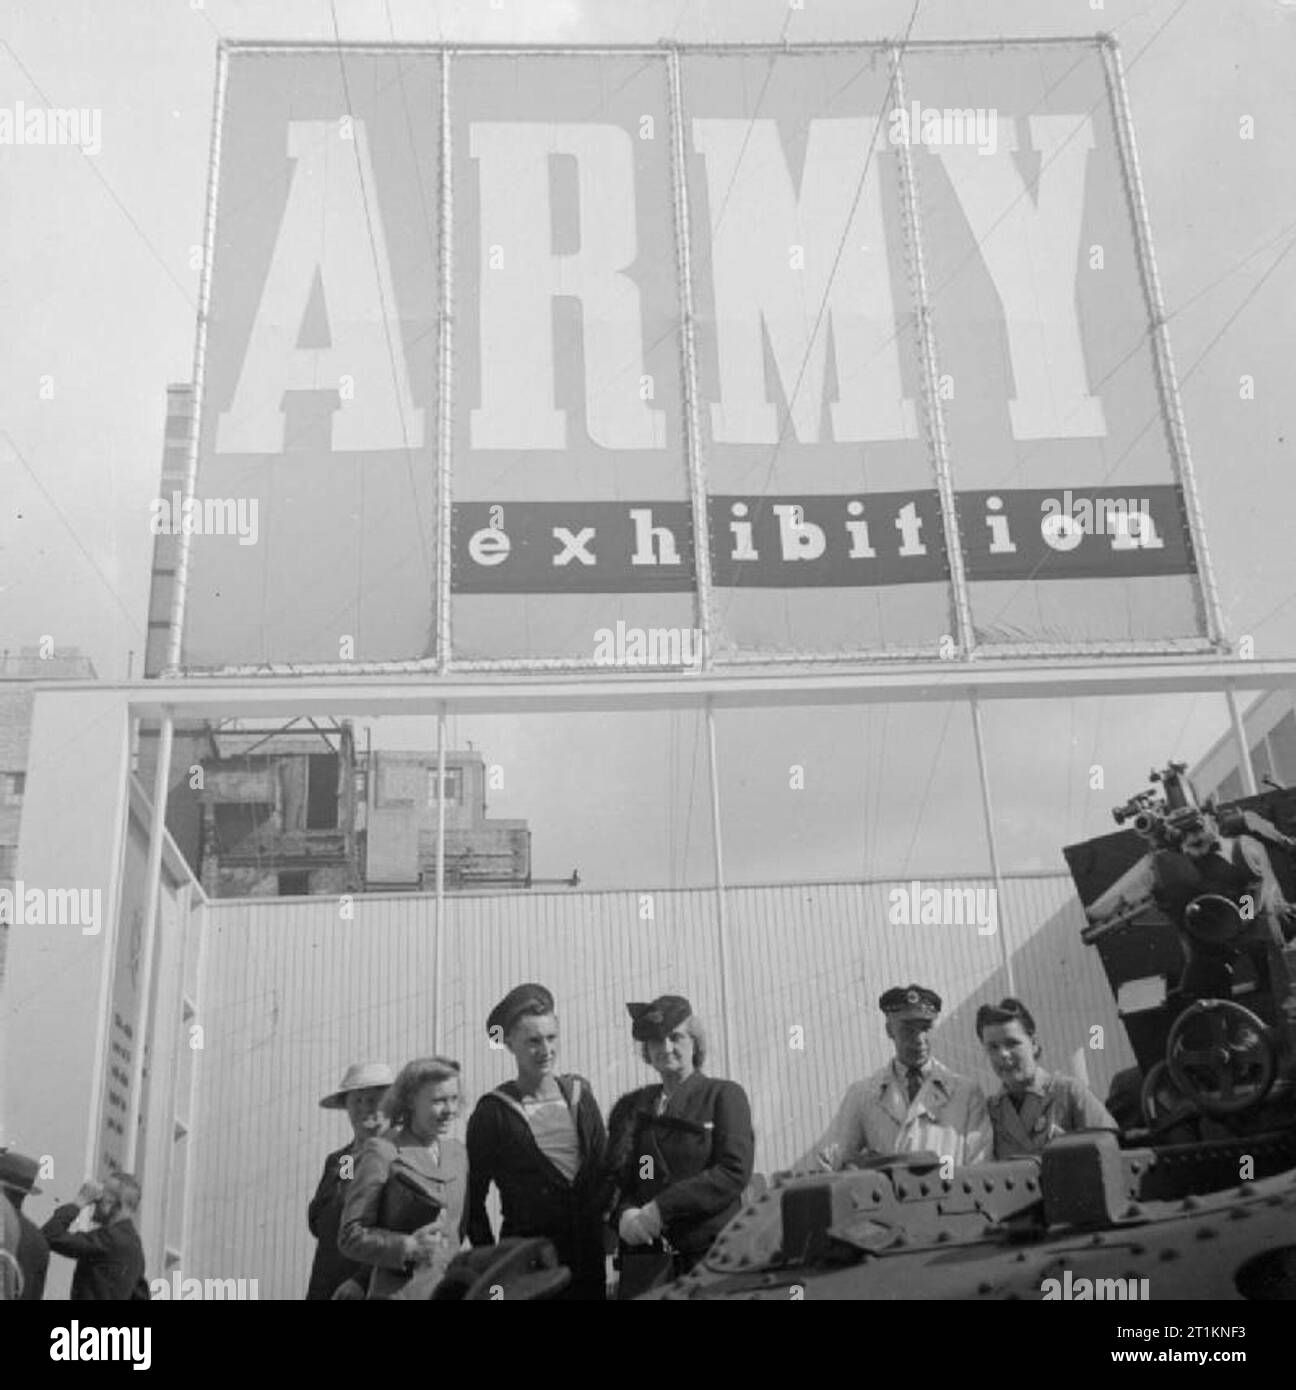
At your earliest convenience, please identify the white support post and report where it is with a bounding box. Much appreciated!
[124,710,173,1172]
[436,48,454,674]
[969,696,1015,995]
[81,707,138,1181]
[434,705,447,1053]
[704,700,734,1071]
[1225,687,1258,796]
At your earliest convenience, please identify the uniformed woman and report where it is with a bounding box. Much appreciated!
[976,997,1117,1159]
[604,994,754,1298]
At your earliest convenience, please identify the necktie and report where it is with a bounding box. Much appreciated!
[905,1068,923,1104]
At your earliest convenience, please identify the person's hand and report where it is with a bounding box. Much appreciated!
[803,1146,838,1174]
[331,1277,367,1301]
[618,1207,656,1246]
[74,1180,103,1207]
[405,1222,446,1266]
[637,1202,663,1241]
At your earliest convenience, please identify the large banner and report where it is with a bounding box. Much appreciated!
[175,40,1212,670]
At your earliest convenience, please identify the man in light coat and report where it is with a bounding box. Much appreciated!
[797,984,990,1171]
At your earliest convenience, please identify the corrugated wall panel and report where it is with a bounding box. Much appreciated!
[998,875,1136,1092]
[186,875,1131,1297]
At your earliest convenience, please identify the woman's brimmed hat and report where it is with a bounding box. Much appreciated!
[319,1061,394,1109]
[487,983,555,1037]
[626,994,692,1042]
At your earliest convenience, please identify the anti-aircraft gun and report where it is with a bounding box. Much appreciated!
[1075,760,1296,1136]
[628,759,1296,1301]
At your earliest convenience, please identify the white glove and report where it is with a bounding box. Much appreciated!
[618,1208,650,1246]
[637,1201,663,1240]
[405,1223,446,1266]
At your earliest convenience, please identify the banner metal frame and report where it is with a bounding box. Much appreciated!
[436,48,455,675]
[890,43,973,659]
[164,35,1225,678]
[667,45,716,672]
[165,43,227,677]
[1100,35,1225,652]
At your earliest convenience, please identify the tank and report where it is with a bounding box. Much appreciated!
[637,761,1296,1301]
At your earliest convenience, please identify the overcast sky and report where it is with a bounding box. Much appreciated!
[2,0,1295,891]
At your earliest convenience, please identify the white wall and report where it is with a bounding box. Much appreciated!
[1,688,202,1297]
[1,687,131,1298]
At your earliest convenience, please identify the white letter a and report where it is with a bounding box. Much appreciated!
[215,119,425,454]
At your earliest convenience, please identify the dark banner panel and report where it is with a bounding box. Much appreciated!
[959,486,1195,582]
[453,502,696,595]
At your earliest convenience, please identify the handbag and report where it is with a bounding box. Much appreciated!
[378,1161,445,1235]
[615,1244,681,1300]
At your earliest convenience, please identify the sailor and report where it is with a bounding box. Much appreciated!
[797,984,990,1171]
[976,997,1117,1159]
[465,984,608,1300]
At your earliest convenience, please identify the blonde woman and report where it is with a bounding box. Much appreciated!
[339,1056,467,1299]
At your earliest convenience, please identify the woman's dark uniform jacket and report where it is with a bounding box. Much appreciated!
[604,1070,754,1267]
[465,1074,608,1299]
